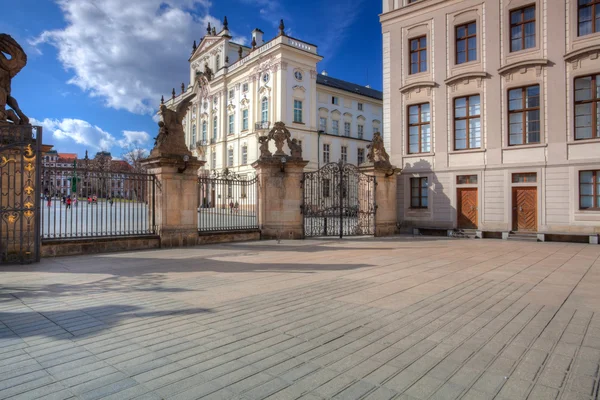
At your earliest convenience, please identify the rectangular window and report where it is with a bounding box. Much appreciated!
[344,122,351,137]
[456,22,476,64]
[201,122,207,142]
[212,152,216,169]
[322,179,331,198]
[213,116,217,140]
[409,36,427,74]
[332,120,339,135]
[242,109,248,131]
[294,100,303,123]
[512,173,537,183]
[580,170,600,209]
[411,177,428,208]
[574,74,600,140]
[508,85,540,145]
[242,146,248,165]
[358,124,364,139]
[454,95,481,150]
[332,96,339,105]
[242,83,249,92]
[228,148,233,167]
[457,175,478,185]
[323,144,330,163]
[408,103,431,153]
[510,5,536,52]
[228,114,235,135]
[192,124,197,145]
[341,146,347,162]
[357,148,365,165]
[578,0,600,36]
[319,117,327,132]
[229,89,234,100]
[358,103,363,111]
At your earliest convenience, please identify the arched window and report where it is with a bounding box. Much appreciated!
[192,124,197,145]
[261,97,269,122]
[202,121,207,142]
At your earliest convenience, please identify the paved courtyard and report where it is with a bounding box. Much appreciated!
[1,237,599,400]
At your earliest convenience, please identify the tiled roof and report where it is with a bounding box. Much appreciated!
[58,153,77,160]
[316,75,383,101]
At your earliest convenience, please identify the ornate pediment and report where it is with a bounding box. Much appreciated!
[292,85,306,92]
[498,59,549,81]
[190,37,223,61]
[444,71,488,92]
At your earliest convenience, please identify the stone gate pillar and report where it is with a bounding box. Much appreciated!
[141,156,204,247]
[253,157,308,240]
[360,164,398,237]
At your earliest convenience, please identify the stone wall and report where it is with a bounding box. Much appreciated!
[197,230,260,245]
[42,236,160,257]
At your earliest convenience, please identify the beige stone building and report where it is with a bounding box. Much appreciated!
[381,0,600,235]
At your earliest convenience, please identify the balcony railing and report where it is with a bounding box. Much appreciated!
[255,121,271,131]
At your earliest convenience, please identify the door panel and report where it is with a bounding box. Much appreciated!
[457,188,478,229]
[512,187,537,231]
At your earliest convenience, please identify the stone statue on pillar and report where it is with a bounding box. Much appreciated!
[366,132,392,170]
[150,98,194,158]
[0,34,29,125]
[267,121,291,156]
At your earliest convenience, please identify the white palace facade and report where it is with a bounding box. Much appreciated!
[166,18,383,177]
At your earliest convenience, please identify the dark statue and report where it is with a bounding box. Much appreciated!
[258,136,271,158]
[151,99,194,157]
[287,138,302,159]
[366,131,391,168]
[0,34,29,125]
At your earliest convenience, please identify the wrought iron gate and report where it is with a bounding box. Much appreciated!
[302,161,376,238]
[0,125,42,264]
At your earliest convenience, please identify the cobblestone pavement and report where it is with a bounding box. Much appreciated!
[1,237,599,400]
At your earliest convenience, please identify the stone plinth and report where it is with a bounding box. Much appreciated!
[141,155,205,247]
[253,157,308,240]
[360,164,398,237]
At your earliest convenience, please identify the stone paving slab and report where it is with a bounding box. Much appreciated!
[0,237,600,399]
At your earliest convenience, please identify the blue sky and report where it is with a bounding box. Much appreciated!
[2,0,383,158]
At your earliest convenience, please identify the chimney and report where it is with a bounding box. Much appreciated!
[321,70,328,76]
[252,29,264,47]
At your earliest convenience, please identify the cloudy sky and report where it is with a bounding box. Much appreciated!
[3,0,383,158]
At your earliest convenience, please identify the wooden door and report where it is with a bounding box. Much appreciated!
[457,188,478,229]
[512,187,537,231]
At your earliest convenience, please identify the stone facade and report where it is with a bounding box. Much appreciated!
[381,0,600,234]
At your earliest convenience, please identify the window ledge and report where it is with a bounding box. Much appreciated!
[444,71,488,87]
[404,152,435,158]
[400,80,436,94]
[503,143,547,150]
[498,58,549,76]
[568,138,600,145]
[293,121,305,125]
[449,148,486,154]
[564,43,600,62]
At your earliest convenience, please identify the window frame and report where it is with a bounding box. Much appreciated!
[242,109,249,131]
[228,114,235,135]
[453,94,481,150]
[242,146,248,165]
[212,116,218,140]
[507,84,541,146]
[319,117,327,132]
[357,148,365,165]
[509,4,536,52]
[227,148,234,167]
[407,102,431,154]
[578,0,600,36]
[358,103,363,111]
[323,143,330,163]
[579,170,600,210]
[409,35,427,74]
[358,124,364,139]
[293,100,303,123]
[341,146,348,163]
[261,97,269,123]
[332,120,339,135]
[574,74,600,140]
[410,177,428,209]
[344,122,351,137]
[455,21,477,64]
[201,121,207,142]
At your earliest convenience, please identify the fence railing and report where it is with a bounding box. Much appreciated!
[40,165,156,239]
[198,169,258,232]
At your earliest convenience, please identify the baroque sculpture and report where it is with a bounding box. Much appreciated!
[267,121,291,156]
[287,138,302,160]
[258,136,271,158]
[0,34,29,125]
[366,132,392,168]
[151,99,194,157]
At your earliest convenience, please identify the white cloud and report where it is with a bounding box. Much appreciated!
[118,130,151,148]
[31,117,117,151]
[32,0,243,115]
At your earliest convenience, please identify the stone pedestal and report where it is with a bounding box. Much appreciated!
[253,157,308,240]
[141,155,204,247]
[361,164,398,237]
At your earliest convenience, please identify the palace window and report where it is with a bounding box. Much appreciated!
[213,116,217,140]
[323,143,330,163]
[457,175,478,185]
[357,148,365,165]
[294,100,303,123]
[261,97,269,122]
[332,96,339,105]
[242,146,248,165]
[456,22,476,64]
[201,121,207,142]
[358,124,364,139]
[358,103,363,111]
[242,83,249,92]
[411,177,428,208]
[510,5,536,52]
[319,117,327,132]
[242,109,249,131]
[512,173,537,183]
[229,89,234,100]
[322,179,331,198]
[212,152,216,169]
[332,120,339,135]
[508,85,540,145]
[578,0,600,36]
[341,146,347,162]
[192,124,197,145]
[580,170,600,209]
[344,122,351,137]
[228,114,235,135]
[454,95,481,150]
[409,36,427,74]
[574,74,600,140]
[408,103,431,154]
[216,55,220,70]
[228,148,234,167]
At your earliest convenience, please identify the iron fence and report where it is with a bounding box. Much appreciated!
[40,165,156,239]
[198,169,258,232]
